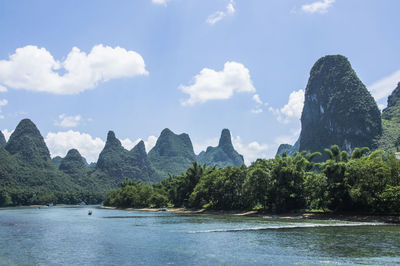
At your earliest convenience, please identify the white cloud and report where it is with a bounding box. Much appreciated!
[206,0,235,25]
[143,135,158,152]
[180,61,255,105]
[251,93,267,114]
[301,0,335,14]
[2,129,13,141]
[0,99,7,107]
[0,44,148,95]
[45,130,105,163]
[368,70,400,103]
[0,85,7,92]
[251,108,263,114]
[252,94,262,105]
[232,136,269,165]
[152,0,168,5]
[121,135,158,153]
[274,128,301,146]
[192,137,219,155]
[0,98,8,119]
[55,114,82,128]
[269,89,304,123]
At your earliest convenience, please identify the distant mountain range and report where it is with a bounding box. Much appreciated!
[277,55,400,158]
[0,118,244,205]
[2,53,399,206]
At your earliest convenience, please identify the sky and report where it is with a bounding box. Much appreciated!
[0,0,399,164]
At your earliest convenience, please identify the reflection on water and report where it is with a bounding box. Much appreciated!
[0,206,399,265]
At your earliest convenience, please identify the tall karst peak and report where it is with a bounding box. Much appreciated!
[218,129,233,150]
[299,55,382,158]
[148,128,196,177]
[198,129,244,167]
[130,140,146,156]
[97,131,158,184]
[5,118,51,165]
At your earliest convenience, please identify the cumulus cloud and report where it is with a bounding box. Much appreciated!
[120,135,157,152]
[55,114,82,128]
[45,130,105,163]
[0,44,148,95]
[152,0,169,5]
[269,89,304,123]
[180,61,255,106]
[206,0,235,25]
[368,70,400,103]
[301,0,335,14]
[274,128,301,146]
[0,85,7,92]
[0,99,8,119]
[232,136,269,165]
[2,129,13,141]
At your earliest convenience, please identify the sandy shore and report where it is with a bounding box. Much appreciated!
[100,206,400,224]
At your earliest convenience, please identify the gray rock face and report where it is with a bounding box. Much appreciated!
[299,55,381,157]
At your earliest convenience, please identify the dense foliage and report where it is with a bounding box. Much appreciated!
[0,120,106,206]
[105,146,400,214]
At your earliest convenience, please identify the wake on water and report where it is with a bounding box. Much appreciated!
[188,222,388,233]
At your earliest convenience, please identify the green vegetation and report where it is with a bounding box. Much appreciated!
[148,128,197,178]
[0,131,6,148]
[197,129,244,168]
[105,146,400,214]
[377,82,400,154]
[0,120,106,206]
[96,131,159,185]
[299,55,382,159]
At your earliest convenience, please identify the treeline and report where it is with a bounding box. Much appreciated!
[0,189,104,206]
[104,145,400,214]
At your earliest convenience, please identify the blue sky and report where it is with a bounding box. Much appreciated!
[0,0,399,164]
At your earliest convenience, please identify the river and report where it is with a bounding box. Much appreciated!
[0,206,399,265]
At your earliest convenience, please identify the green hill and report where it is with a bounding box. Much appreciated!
[95,131,158,184]
[148,128,196,178]
[376,82,400,153]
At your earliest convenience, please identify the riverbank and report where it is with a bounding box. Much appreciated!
[100,206,400,224]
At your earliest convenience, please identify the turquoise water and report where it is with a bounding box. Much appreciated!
[0,206,399,265]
